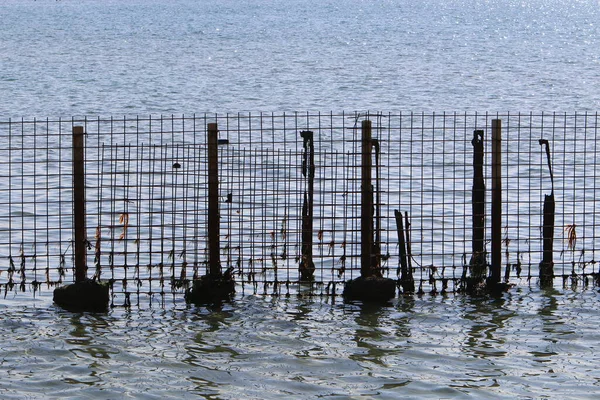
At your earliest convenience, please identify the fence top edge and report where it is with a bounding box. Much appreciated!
[2,111,599,126]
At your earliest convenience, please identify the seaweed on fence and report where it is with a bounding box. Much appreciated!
[6,113,600,302]
[93,226,102,280]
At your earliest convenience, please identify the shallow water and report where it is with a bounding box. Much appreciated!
[0,287,599,399]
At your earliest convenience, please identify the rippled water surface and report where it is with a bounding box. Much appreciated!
[1,289,600,399]
[1,0,600,117]
[2,0,600,398]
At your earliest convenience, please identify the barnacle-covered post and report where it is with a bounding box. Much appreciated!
[53,126,109,312]
[343,119,395,302]
[299,130,315,280]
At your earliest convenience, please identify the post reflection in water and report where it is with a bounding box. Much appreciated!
[349,299,412,365]
[462,295,514,359]
[535,288,562,361]
[8,288,597,399]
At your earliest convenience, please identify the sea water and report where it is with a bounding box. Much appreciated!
[2,0,599,117]
[1,0,600,398]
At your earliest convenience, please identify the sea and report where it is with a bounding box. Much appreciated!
[1,0,600,398]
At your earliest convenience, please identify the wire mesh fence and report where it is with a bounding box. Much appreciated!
[1,112,599,305]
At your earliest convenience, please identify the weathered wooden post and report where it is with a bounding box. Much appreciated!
[490,119,502,286]
[471,130,486,264]
[539,139,555,287]
[73,126,87,283]
[185,122,235,304]
[53,126,109,312]
[466,129,487,293]
[395,210,414,293]
[207,122,221,276]
[299,130,315,280]
[360,120,376,278]
[343,120,395,302]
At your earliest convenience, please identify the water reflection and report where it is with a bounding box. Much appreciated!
[59,312,118,389]
[395,295,415,339]
[461,294,515,359]
[285,299,323,359]
[348,300,409,368]
[532,287,564,361]
[186,304,237,361]
[2,289,600,398]
[65,313,114,360]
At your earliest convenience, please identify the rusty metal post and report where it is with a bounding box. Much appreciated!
[207,123,221,276]
[361,120,375,277]
[490,119,502,284]
[73,126,87,283]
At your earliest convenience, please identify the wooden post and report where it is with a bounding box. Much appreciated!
[490,119,502,284]
[395,210,414,293]
[471,130,486,274]
[343,119,395,302]
[361,120,375,277]
[73,126,87,283]
[299,130,315,280]
[207,123,221,276]
[53,126,109,311]
[539,139,555,286]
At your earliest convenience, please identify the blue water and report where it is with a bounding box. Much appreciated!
[2,0,600,398]
[1,0,599,118]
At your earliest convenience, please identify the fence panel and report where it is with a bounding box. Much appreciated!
[1,112,598,304]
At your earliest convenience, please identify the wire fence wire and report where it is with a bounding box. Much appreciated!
[1,112,599,304]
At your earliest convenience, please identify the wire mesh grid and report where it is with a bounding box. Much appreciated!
[1,112,599,304]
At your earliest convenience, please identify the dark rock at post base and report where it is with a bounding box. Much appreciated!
[486,280,512,296]
[343,276,396,303]
[185,273,235,305]
[299,259,316,281]
[461,276,511,297]
[53,279,109,312]
[539,261,554,288]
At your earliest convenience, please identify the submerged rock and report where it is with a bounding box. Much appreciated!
[185,272,235,305]
[53,279,109,312]
[461,276,512,297]
[343,276,396,303]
